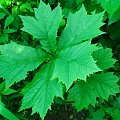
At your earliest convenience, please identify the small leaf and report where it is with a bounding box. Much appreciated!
[3,29,16,34]
[4,15,14,28]
[92,48,116,70]
[0,12,6,19]
[0,34,8,44]
[68,80,97,111]
[1,88,16,95]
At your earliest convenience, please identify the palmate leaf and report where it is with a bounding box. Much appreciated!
[20,1,62,53]
[68,73,119,111]
[58,5,104,50]
[20,62,63,120]
[0,42,48,88]
[92,48,116,70]
[53,41,101,89]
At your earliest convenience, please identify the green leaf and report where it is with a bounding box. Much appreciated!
[87,73,119,100]
[1,88,16,95]
[0,101,19,120]
[0,82,4,91]
[53,41,101,89]
[112,109,120,120]
[68,73,119,111]
[92,48,116,70]
[20,3,33,12]
[48,0,56,5]
[113,96,120,109]
[64,0,75,8]
[91,109,105,120]
[108,7,120,25]
[20,62,63,120]
[4,15,14,28]
[58,5,104,50]
[20,1,62,53]
[0,82,16,95]
[97,0,120,17]
[68,80,97,111]
[3,29,16,33]
[0,42,48,88]
[0,12,6,19]
[0,34,8,44]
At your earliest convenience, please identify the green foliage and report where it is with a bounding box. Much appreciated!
[92,48,116,70]
[0,101,19,120]
[0,42,48,88]
[0,0,120,120]
[68,73,119,111]
[20,1,62,53]
[97,0,120,17]
[53,41,101,89]
[20,62,63,119]
[97,0,120,24]
[58,5,104,49]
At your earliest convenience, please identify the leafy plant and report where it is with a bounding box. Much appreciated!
[0,101,19,120]
[0,0,119,120]
[97,0,120,24]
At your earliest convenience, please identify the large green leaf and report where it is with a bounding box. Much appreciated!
[92,48,116,70]
[20,62,63,120]
[53,41,101,89]
[58,5,104,50]
[0,101,19,120]
[20,1,62,53]
[0,42,48,88]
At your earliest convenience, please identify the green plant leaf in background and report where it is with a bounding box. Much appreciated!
[97,0,120,24]
[4,15,14,28]
[0,34,8,44]
[0,82,16,95]
[0,12,6,19]
[0,101,19,120]
[108,7,120,25]
[97,0,120,17]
